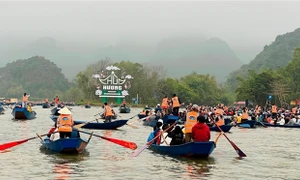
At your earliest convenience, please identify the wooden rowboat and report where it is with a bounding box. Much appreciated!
[150,141,215,158]
[12,106,36,120]
[40,131,93,153]
[119,106,131,113]
[73,119,128,130]
[257,122,300,128]
[209,125,233,132]
[237,120,256,128]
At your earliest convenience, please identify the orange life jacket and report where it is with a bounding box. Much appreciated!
[22,95,28,102]
[57,114,74,132]
[161,98,168,109]
[215,108,224,116]
[272,105,277,113]
[292,107,297,114]
[242,111,248,120]
[184,111,198,133]
[105,105,114,116]
[216,119,225,126]
[172,96,180,108]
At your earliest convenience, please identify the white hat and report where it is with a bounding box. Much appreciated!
[158,119,163,123]
[157,104,160,106]
[58,107,72,115]
[192,104,199,109]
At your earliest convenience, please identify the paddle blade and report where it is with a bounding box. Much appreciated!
[229,140,247,157]
[0,139,28,151]
[79,130,137,150]
[101,136,137,150]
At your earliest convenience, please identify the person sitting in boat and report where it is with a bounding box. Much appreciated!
[22,93,30,108]
[57,107,74,139]
[286,115,296,125]
[241,107,249,122]
[168,125,184,145]
[160,123,172,146]
[147,119,163,145]
[46,122,60,141]
[214,106,225,125]
[184,104,199,143]
[271,104,278,120]
[103,102,114,123]
[122,99,126,107]
[54,96,59,107]
[155,104,162,114]
[296,115,300,125]
[192,115,211,142]
[277,114,285,125]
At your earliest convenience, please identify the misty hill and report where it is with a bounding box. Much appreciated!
[0,36,242,82]
[226,28,300,91]
[151,37,242,81]
[0,56,71,98]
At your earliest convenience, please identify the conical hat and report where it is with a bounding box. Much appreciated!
[58,107,71,115]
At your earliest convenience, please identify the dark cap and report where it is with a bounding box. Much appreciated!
[197,115,206,123]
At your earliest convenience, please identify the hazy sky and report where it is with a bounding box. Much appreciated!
[0,1,299,62]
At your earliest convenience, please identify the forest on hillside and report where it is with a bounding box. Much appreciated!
[0,56,71,100]
[226,28,300,92]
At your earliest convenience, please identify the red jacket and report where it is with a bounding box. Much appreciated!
[191,123,211,142]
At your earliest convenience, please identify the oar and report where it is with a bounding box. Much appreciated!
[214,132,222,145]
[209,115,246,157]
[131,121,177,157]
[78,130,137,150]
[73,119,98,129]
[117,115,139,129]
[137,115,151,122]
[0,132,49,151]
[257,121,267,128]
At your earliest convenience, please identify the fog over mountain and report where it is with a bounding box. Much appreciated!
[0,1,299,81]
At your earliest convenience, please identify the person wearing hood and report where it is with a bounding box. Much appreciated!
[148,119,163,145]
[192,115,211,142]
[168,125,184,145]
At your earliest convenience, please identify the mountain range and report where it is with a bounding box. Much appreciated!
[0,36,242,82]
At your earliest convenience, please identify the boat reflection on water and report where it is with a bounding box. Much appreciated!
[40,147,90,180]
[53,163,72,180]
[102,130,127,161]
[175,156,216,179]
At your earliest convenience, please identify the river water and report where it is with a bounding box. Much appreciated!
[0,106,299,180]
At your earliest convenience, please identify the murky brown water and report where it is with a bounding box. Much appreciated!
[1,106,300,180]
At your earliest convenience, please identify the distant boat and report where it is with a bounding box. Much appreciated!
[42,103,51,108]
[119,106,130,113]
[257,122,300,128]
[12,105,36,120]
[0,104,5,114]
[85,105,91,108]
